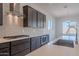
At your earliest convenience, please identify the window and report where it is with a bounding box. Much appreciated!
[62,20,76,35]
[62,20,77,40]
[63,20,70,34]
[48,19,52,30]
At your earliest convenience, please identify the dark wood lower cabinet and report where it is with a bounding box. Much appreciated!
[0,42,10,56]
[12,49,30,56]
[30,36,41,52]
[0,35,49,56]
[31,37,37,51]
[30,35,49,52]
[36,36,41,48]
[0,48,10,56]
[10,39,30,56]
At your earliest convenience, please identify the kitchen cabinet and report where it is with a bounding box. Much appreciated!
[0,42,10,56]
[43,14,46,28]
[30,35,49,52]
[9,3,14,12]
[23,5,46,28]
[30,36,41,52]
[23,5,37,27]
[0,3,3,25]
[32,9,38,28]
[11,39,30,56]
[40,35,49,46]
[0,34,49,56]
[0,39,30,56]
[37,12,42,28]
[37,12,45,28]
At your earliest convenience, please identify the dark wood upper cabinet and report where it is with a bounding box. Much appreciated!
[23,5,37,27]
[23,5,46,28]
[37,12,45,28]
[43,14,46,28]
[9,3,14,12]
[0,3,3,25]
[37,12,41,28]
[32,9,37,28]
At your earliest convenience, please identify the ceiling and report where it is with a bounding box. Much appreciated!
[35,3,79,18]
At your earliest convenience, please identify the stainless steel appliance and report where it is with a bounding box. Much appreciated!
[40,35,49,45]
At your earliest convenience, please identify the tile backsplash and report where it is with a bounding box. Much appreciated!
[0,3,55,41]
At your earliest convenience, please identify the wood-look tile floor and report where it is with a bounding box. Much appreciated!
[26,41,79,56]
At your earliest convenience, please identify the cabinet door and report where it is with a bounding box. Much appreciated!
[11,43,27,55]
[28,7,33,27]
[11,39,30,56]
[13,49,30,56]
[32,9,37,28]
[28,7,37,28]
[0,48,10,56]
[31,37,37,52]
[37,12,44,28]
[0,3,3,25]
[31,37,41,52]
[36,36,41,48]
[37,12,41,28]
[40,13,43,28]
[23,6,33,27]
[0,42,10,56]
[23,6,28,27]
[43,15,46,28]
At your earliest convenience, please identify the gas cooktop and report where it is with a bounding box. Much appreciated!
[3,35,29,39]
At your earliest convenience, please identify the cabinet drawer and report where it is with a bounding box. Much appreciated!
[11,39,30,46]
[12,49,30,56]
[0,42,9,49]
[0,48,9,56]
[11,43,30,55]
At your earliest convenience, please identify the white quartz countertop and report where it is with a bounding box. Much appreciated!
[0,34,48,44]
[0,37,30,44]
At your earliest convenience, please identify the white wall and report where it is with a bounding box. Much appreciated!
[55,17,79,40]
[0,3,55,41]
[46,16,55,41]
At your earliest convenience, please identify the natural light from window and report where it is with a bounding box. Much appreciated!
[62,20,77,40]
[48,19,52,30]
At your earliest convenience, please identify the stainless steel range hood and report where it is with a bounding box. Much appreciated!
[8,3,23,17]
